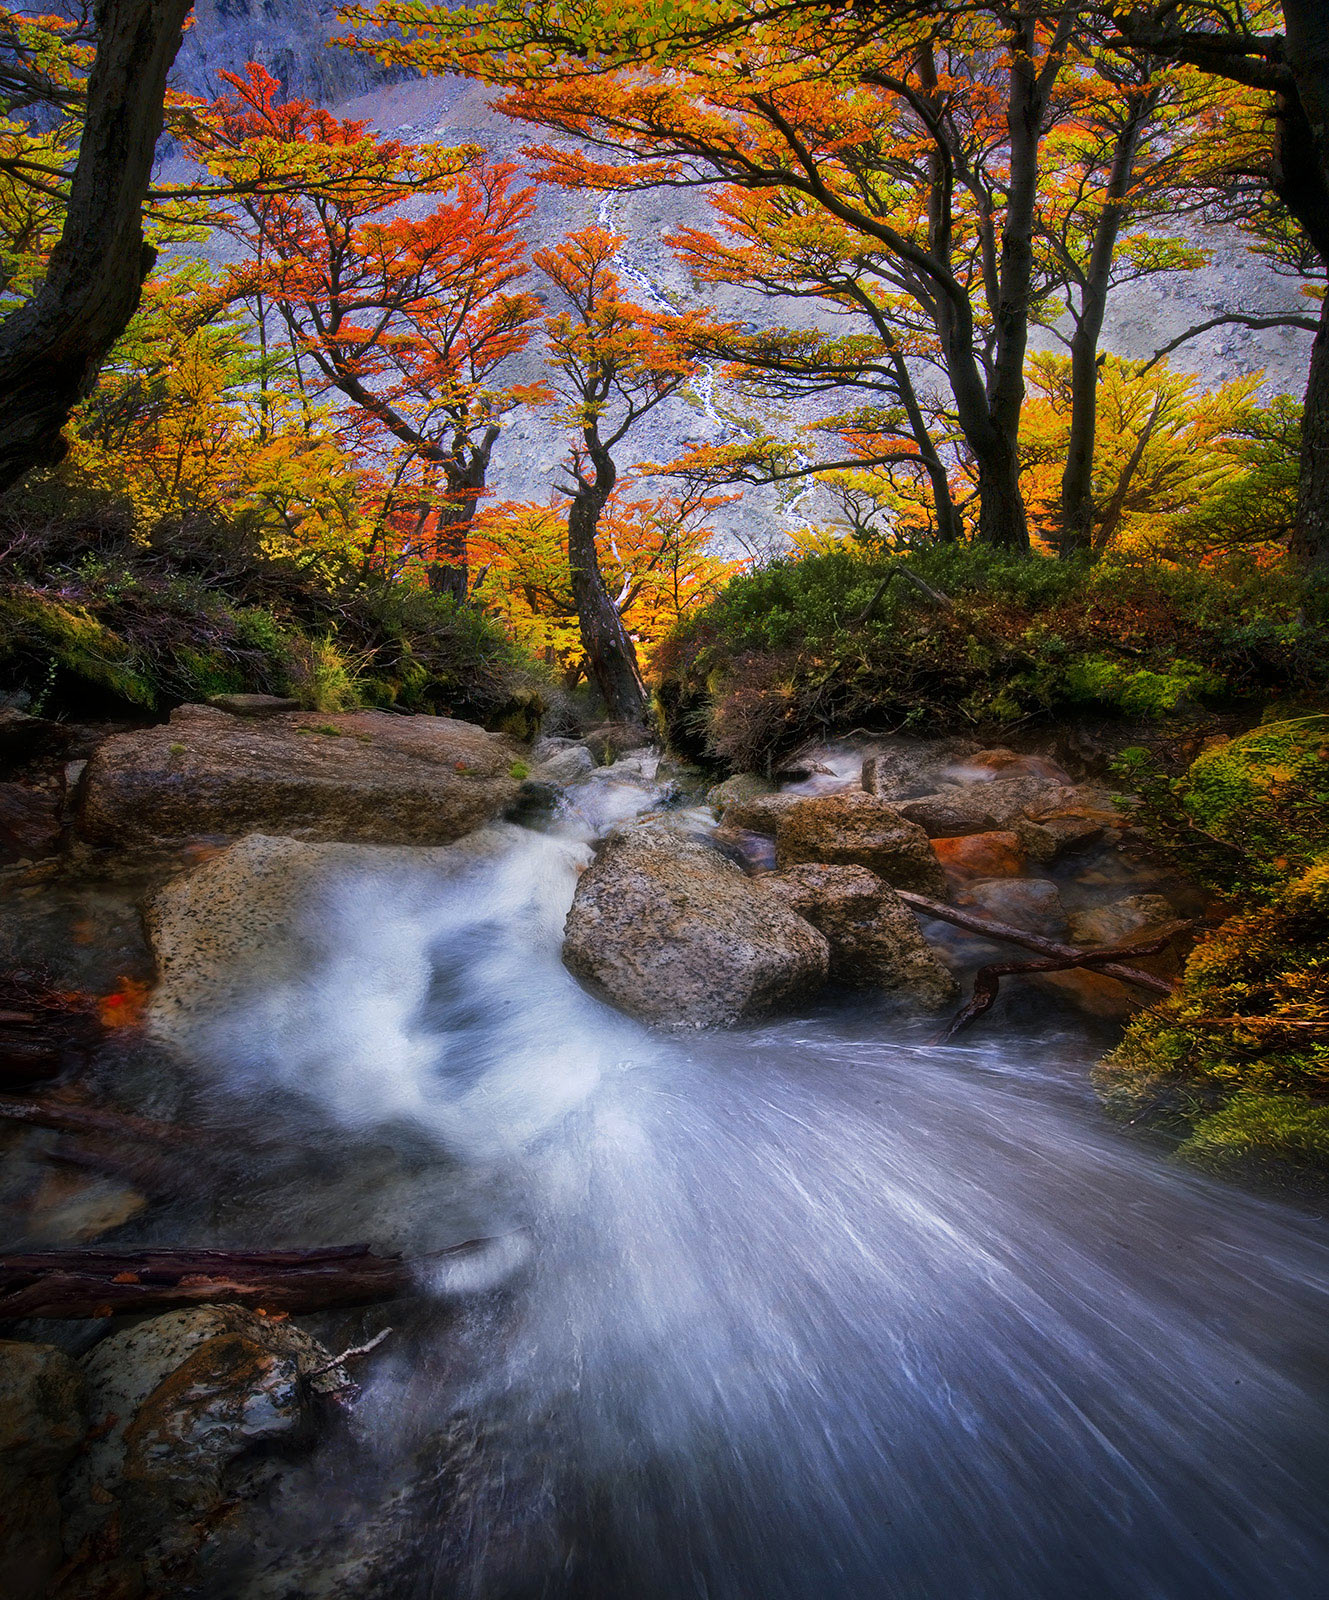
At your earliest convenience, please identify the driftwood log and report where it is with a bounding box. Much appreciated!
[0,976,105,1088]
[896,890,1180,996]
[0,1244,411,1319]
[935,933,1181,1042]
[0,1094,195,1144]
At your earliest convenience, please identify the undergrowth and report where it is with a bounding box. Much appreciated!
[655,544,1328,770]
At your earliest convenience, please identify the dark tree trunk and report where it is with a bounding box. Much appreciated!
[1292,294,1329,571]
[1059,93,1155,557]
[427,423,502,602]
[1282,0,1329,569]
[974,437,1031,552]
[0,0,194,492]
[567,442,647,724]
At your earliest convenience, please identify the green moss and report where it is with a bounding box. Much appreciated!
[1097,857,1329,1174]
[0,590,156,705]
[1179,1093,1329,1171]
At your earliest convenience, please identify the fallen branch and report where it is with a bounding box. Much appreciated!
[854,562,956,626]
[0,1095,198,1144]
[305,1325,394,1384]
[0,1244,409,1319]
[896,890,1181,996]
[936,933,1179,1042]
[0,1234,510,1320]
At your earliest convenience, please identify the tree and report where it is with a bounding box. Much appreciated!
[357,0,1107,553]
[1104,0,1329,569]
[0,0,194,492]
[535,227,700,721]
[187,65,542,601]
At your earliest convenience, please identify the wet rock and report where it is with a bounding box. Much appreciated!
[1067,894,1186,979]
[860,738,977,799]
[1015,815,1106,864]
[207,693,302,716]
[720,791,803,835]
[22,1169,147,1244]
[531,744,596,784]
[944,748,1073,784]
[760,864,956,1007]
[0,1340,86,1600]
[896,789,1005,838]
[775,792,949,896]
[0,782,61,861]
[932,831,1027,880]
[707,773,776,816]
[61,1305,347,1595]
[78,706,523,847]
[963,877,1069,937]
[562,825,829,1027]
[582,722,655,766]
[147,832,495,1057]
[1033,968,1140,1020]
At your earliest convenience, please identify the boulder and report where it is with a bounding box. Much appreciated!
[532,743,596,784]
[859,737,978,799]
[706,772,776,816]
[206,693,301,716]
[932,830,1027,880]
[582,721,655,766]
[78,705,524,847]
[963,877,1069,938]
[0,782,60,861]
[61,1305,348,1595]
[146,832,488,1058]
[896,788,1004,838]
[562,825,829,1026]
[774,792,949,896]
[1015,815,1106,864]
[760,864,956,1007]
[944,748,1073,784]
[0,1341,86,1600]
[721,791,805,834]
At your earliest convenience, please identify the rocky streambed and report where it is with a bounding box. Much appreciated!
[1,700,1325,1600]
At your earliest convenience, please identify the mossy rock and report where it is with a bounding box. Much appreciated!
[1096,856,1329,1175]
[1179,715,1329,891]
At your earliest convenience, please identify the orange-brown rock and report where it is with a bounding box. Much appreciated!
[931,831,1027,880]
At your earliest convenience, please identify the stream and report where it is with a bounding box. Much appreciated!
[161,760,1329,1600]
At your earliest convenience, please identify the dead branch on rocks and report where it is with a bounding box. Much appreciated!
[0,975,104,1088]
[896,890,1182,996]
[0,1094,198,1143]
[935,933,1181,1042]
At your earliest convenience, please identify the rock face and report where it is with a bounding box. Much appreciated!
[0,1341,86,1600]
[760,864,956,1007]
[78,704,524,847]
[774,792,949,896]
[60,1305,347,1596]
[562,826,829,1026]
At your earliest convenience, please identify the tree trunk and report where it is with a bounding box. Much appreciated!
[974,437,1031,552]
[566,444,647,723]
[1292,293,1329,571]
[427,424,502,602]
[0,0,194,492]
[1059,92,1155,557]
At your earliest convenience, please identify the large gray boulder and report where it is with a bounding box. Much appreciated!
[773,791,949,896]
[759,864,956,1008]
[562,825,829,1026]
[78,704,524,847]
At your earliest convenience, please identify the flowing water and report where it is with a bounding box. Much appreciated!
[172,766,1329,1600]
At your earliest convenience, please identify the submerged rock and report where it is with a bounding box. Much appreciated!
[963,877,1069,938]
[774,792,949,896]
[78,705,524,848]
[562,825,829,1027]
[759,864,956,1008]
[0,1341,86,1600]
